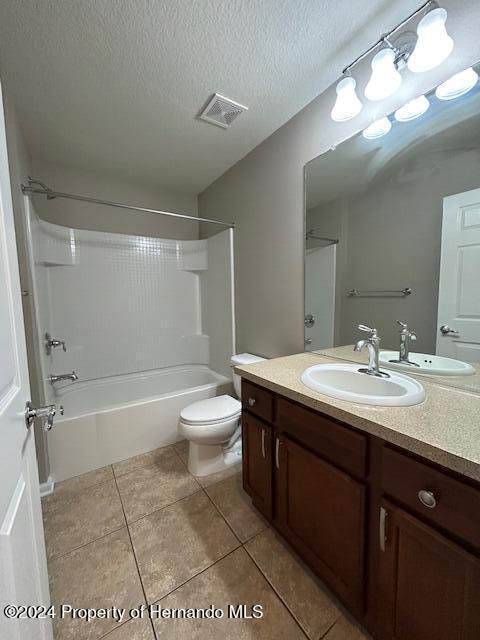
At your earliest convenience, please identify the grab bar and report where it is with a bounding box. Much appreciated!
[347,287,412,298]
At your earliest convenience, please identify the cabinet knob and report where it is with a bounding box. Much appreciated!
[248,398,256,407]
[418,490,437,509]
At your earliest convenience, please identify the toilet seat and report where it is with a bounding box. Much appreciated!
[178,352,266,477]
[180,395,241,426]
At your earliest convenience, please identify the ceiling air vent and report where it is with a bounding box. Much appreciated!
[199,93,248,129]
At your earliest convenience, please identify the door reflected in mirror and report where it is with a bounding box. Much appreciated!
[304,63,480,392]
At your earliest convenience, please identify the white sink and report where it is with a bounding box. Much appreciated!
[301,363,425,406]
[380,351,475,377]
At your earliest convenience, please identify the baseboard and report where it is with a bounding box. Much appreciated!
[39,475,55,498]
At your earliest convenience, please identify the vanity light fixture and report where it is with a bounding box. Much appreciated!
[394,94,430,122]
[331,76,362,122]
[362,117,392,140]
[407,7,454,73]
[365,48,403,102]
[330,1,454,122]
[435,67,479,100]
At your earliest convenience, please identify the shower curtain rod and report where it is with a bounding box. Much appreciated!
[21,177,234,229]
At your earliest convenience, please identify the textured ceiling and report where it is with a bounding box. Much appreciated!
[0,0,422,194]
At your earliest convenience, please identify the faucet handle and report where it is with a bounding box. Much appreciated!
[357,324,377,336]
[397,320,416,339]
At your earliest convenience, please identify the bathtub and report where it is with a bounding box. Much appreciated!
[48,365,232,482]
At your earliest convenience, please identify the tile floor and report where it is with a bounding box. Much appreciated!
[42,440,371,640]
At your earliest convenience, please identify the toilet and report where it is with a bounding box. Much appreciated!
[178,353,266,477]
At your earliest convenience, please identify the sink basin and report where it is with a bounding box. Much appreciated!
[379,351,475,377]
[301,363,425,406]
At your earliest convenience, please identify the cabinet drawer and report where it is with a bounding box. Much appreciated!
[242,380,273,423]
[275,397,367,479]
[382,447,480,550]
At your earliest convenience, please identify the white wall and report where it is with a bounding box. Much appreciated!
[198,0,480,358]
[32,161,199,239]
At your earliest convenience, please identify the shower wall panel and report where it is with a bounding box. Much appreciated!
[34,219,209,382]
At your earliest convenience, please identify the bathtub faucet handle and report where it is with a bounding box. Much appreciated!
[45,332,67,355]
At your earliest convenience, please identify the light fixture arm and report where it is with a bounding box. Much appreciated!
[342,0,436,75]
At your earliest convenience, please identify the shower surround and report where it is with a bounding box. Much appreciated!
[28,205,235,481]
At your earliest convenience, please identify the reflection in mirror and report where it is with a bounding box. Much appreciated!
[305,63,480,391]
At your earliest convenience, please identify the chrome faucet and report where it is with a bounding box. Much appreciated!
[389,320,419,367]
[354,325,389,378]
[49,372,78,385]
[45,332,67,355]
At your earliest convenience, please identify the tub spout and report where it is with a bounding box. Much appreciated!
[49,372,78,384]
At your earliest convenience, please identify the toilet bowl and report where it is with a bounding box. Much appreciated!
[178,353,266,477]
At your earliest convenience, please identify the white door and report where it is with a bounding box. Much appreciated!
[436,188,480,363]
[0,84,52,639]
[305,244,336,351]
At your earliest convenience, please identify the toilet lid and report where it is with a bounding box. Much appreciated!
[180,395,241,425]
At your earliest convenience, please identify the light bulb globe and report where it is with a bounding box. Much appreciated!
[365,48,402,102]
[435,67,479,100]
[362,117,392,140]
[408,8,454,73]
[331,77,362,122]
[394,95,430,122]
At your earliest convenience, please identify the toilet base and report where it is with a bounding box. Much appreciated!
[187,441,239,477]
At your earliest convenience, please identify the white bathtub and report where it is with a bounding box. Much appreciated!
[48,365,232,481]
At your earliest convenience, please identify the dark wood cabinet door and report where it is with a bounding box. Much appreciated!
[378,499,480,640]
[242,412,272,519]
[275,434,366,614]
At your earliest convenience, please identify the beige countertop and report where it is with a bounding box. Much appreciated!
[235,352,480,482]
[317,345,480,395]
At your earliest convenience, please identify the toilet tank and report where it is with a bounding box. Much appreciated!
[230,353,266,398]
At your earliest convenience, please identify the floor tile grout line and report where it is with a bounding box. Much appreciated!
[113,445,196,482]
[319,618,340,640]
[122,487,204,527]
[97,616,137,640]
[42,466,115,502]
[45,472,128,561]
[243,529,348,640]
[240,524,270,545]
[149,545,242,607]
[124,487,242,608]
[172,440,243,490]
[114,456,241,528]
[115,472,158,640]
[145,542,308,640]
[243,542,313,640]
[171,442,189,469]
[46,523,128,563]
[121,440,242,493]
[47,446,312,639]
[201,486,244,545]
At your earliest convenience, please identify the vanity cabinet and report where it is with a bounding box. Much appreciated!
[377,499,480,640]
[240,379,480,640]
[241,411,273,519]
[275,434,366,614]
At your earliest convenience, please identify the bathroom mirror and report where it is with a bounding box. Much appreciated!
[304,62,480,393]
